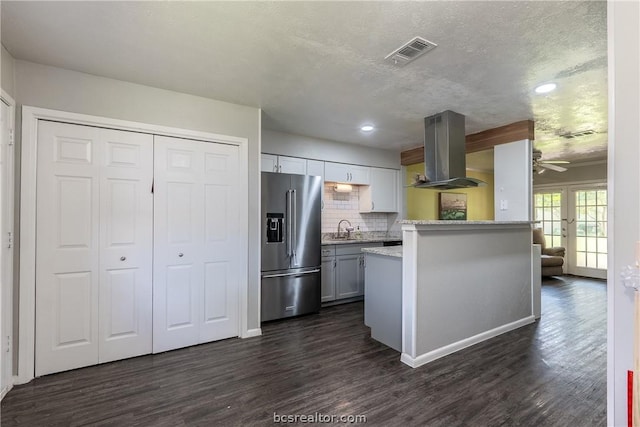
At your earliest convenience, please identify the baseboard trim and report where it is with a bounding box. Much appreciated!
[241,328,262,339]
[400,315,536,369]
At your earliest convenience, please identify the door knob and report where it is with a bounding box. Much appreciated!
[120,256,126,261]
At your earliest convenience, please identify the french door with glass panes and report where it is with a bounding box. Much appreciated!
[567,186,607,279]
[533,189,568,265]
[534,185,607,279]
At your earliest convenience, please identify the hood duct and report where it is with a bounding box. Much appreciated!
[414,110,487,189]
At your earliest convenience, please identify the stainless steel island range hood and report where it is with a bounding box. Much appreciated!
[414,110,486,189]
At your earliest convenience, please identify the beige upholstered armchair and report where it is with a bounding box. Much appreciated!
[532,228,565,276]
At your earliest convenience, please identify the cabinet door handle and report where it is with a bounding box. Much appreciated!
[178,252,184,258]
[120,256,126,261]
[372,201,375,211]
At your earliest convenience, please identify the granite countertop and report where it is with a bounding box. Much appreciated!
[400,220,534,225]
[321,231,401,246]
[362,246,403,258]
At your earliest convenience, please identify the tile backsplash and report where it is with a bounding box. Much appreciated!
[322,184,394,234]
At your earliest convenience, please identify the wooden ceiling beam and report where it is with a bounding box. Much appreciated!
[400,119,534,166]
[465,120,534,154]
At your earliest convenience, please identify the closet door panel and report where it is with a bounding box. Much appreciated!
[36,121,100,376]
[200,143,240,342]
[98,129,153,363]
[153,136,203,352]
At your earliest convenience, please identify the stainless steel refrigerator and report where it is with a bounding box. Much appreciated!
[261,172,322,322]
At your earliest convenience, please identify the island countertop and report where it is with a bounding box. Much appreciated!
[400,220,533,231]
[362,246,403,258]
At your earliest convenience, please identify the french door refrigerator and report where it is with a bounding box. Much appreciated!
[261,172,322,321]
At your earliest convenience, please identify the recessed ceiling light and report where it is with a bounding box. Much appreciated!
[535,83,557,94]
[361,125,374,132]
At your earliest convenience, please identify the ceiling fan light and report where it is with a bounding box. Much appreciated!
[535,83,557,94]
[360,125,374,132]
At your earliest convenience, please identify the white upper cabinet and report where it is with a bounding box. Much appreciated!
[278,156,307,175]
[359,168,399,213]
[261,154,278,173]
[324,162,370,185]
[260,154,307,175]
[306,159,324,178]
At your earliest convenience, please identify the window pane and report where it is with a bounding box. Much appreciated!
[577,252,586,267]
[597,222,607,237]
[543,222,552,235]
[586,222,597,236]
[552,223,562,236]
[587,237,597,252]
[597,237,608,254]
[535,208,543,221]
[586,191,597,205]
[598,253,608,270]
[552,236,562,248]
[552,207,561,220]
[597,206,607,222]
[577,223,586,237]
[543,194,551,205]
[577,207,586,221]
[577,237,586,251]
[543,207,552,221]
[597,190,607,205]
[587,252,597,268]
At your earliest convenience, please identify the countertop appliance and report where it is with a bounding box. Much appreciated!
[261,172,322,321]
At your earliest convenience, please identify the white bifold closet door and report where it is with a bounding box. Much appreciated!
[153,135,240,353]
[35,121,153,376]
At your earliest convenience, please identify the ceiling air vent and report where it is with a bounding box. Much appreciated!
[385,36,437,66]
[560,129,596,139]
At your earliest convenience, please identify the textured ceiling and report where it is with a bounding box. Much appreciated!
[1,1,608,163]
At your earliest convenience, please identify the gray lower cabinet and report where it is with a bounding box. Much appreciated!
[335,254,363,299]
[321,256,336,302]
[321,243,382,304]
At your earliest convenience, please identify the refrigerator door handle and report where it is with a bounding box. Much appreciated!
[286,189,292,258]
[292,188,297,265]
[262,269,321,279]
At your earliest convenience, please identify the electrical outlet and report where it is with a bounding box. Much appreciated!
[500,200,508,211]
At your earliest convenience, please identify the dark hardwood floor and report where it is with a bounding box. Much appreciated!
[1,275,606,426]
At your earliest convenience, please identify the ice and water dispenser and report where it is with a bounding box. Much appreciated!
[265,213,284,243]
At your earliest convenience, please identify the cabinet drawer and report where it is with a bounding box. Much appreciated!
[321,246,336,257]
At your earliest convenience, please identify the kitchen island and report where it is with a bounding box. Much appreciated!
[362,246,402,351]
[363,220,535,369]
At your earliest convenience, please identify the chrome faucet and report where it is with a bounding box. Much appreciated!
[337,219,354,239]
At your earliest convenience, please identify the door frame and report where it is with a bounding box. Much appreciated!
[1,89,15,399]
[18,106,250,384]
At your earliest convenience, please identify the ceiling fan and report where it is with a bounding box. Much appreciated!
[532,148,570,174]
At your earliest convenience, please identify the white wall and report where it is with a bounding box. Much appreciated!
[1,45,16,99]
[262,128,400,169]
[608,1,640,425]
[493,140,532,221]
[12,60,263,335]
